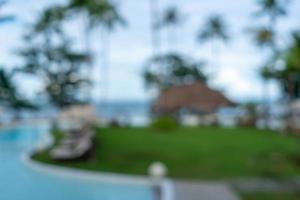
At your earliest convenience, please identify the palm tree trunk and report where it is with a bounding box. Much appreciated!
[104,30,111,102]
[264,15,278,129]
[209,40,218,81]
[262,78,271,129]
[150,0,161,57]
[173,25,178,53]
[167,25,174,53]
[100,28,110,103]
[85,13,91,57]
[84,13,93,102]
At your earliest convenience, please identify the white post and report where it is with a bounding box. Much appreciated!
[148,162,168,200]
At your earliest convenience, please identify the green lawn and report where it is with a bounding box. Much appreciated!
[33,127,300,180]
[241,192,300,200]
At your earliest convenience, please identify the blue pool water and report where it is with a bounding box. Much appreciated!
[0,126,153,200]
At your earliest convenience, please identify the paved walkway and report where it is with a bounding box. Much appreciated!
[173,178,300,200]
[229,178,300,192]
[174,181,240,200]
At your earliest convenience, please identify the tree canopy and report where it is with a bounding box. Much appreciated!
[143,53,207,90]
[198,14,230,44]
[0,69,35,110]
[68,0,126,31]
[265,32,300,100]
[19,6,91,109]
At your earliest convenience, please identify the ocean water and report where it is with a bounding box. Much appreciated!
[96,101,151,126]
[0,101,152,127]
[3,101,284,128]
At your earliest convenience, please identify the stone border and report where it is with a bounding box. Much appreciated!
[23,154,153,186]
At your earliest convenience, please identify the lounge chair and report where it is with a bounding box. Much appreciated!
[50,125,95,161]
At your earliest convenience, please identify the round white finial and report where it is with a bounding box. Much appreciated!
[148,162,167,178]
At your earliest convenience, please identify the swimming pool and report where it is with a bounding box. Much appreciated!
[0,126,154,200]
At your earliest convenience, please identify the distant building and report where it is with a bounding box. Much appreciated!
[152,82,236,126]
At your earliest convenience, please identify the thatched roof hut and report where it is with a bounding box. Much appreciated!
[152,82,235,115]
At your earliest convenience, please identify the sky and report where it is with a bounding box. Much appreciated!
[1,0,300,103]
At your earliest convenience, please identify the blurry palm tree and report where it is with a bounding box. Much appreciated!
[254,0,289,58]
[197,14,230,78]
[34,5,67,45]
[251,26,275,84]
[68,0,126,102]
[157,6,183,52]
[254,0,290,69]
[255,0,288,29]
[252,27,275,48]
[0,1,30,115]
[88,0,125,102]
[0,69,35,116]
[149,0,161,57]
[252,0,290,127]
[143,53,207,91]
[264,32,300,100]
[68,0,93,55]
[250,27,275,128]
[19,41,91,108]
[0,1,15,24]
[19,6,91,109]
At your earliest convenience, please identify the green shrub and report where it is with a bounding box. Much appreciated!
[151,115,178,131]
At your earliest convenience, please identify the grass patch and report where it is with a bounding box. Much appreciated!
[33,127,300,180]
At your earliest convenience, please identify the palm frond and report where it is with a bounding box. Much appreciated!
[198,14,230,44]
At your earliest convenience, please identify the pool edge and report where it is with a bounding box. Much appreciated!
[21,126,175,200]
